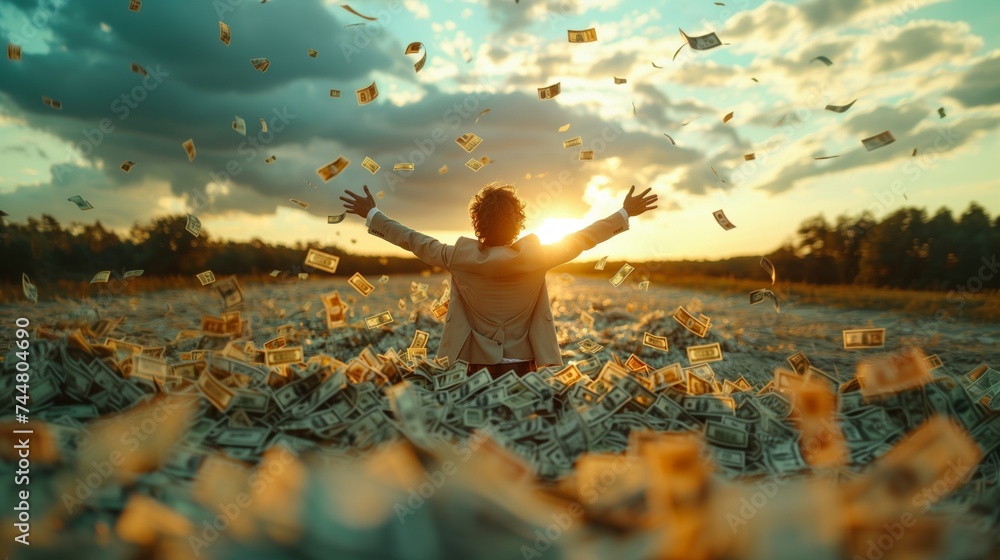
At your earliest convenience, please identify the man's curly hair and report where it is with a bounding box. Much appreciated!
[468,182,526,246]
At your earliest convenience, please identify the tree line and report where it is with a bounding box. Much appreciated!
[1,203,997,292]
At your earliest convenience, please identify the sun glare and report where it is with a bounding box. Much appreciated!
[532,217,589,244]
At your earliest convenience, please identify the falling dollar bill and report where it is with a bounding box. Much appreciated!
[537,82,561,100]
[679,28,722,50]
[925,354,944,370]
[41,96,62,110]
[129,62,147,76]
[411,330,429,349]
[22,273,37,303]
[580,311,595,328]
[219,21,231,45]
[810,55,833,66]
[330,89,341,97]
[787,351,811,375]
[342,4,377,20]
[264,155,276,164]
[723,111,734,123]
[196,270,216,285]
[595,256,607,270]
[232,115,246,136]
[328,213,346,224]
[760,256,775,284]
[307,49,318,58]
[825,99,857,113]
[712,209,736,230]
[260,117,267,132]
[578,339,604,354]
[356,80,379,105]
[749,289,779,312]
[123,270,144,278]
[404,42,426,72]
[185,213,201,237]
[182,138,196,161]
[609,263,634,287]
[857,347,931,397]
[638,280,649,291]
[365,311,393,329]
[475,108,490,123]
[263,346,304,367]
[348,272,375,296]
[862,131,896,151]
[362,156,380,174]
[7,44,22,61]
[376,190,384,199]
[456,133,483,152]
[90,271,111,284]
[321,290,346,328]
[465,158,484,172]
[567,28,597,43]
[215,276,243,309]
[938,107,946,118]
[438,165,448,174]
[120,160,135,172]
[250,57,270,72]
[316,157,349,181]
[563,136,583,148]
[614,77,627,84]
[579,150,594,160]
[129,0,141,11]
[843,328,886,349]
[305,248,339,273]
[673,306,709,337]
[744,153,755,161]
[687,342,723,364]
[289,198,308,209]
[643,332,669,352]
[68,195,94,211]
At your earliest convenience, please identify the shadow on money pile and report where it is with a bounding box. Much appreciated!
[1,303,999,560]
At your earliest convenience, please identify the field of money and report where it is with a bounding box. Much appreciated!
[1,273,998,559]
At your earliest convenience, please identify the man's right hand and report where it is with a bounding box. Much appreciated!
[623,185,658,217]
[340,185,377,219]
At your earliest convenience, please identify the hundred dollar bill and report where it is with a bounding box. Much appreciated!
[594,256,607,270]
[250,57,270,72]
[361,156,380,174]
[537,82,561,100]
[90,271,111,284]
[68,195,94,211]
[404,42,426,72]
[712,209,736,230]
[219,21,231,45]
[356,80,379,105]
[409,289,428,303]
[580,310,595,328]
[679,28,722,50]
[683,394,735,416]
[672,306,709,337]
[843,327,885,349]
[120,160,135,172]
[456,133,483,152]
[393,163,414,171]
[862,130,895,151]
[465,158,484,172]
[431,299,448,319]
[563,136,582,148]
[215,276,243,309]
[410,330,429,349]
[787,351,811,375]
[22,273,37,303]
[321,290,346,328]
[348,272,375,296]
[578,338,603,354]
[182,138,196,161]
[316,156,349,181]
[197,370,234,412]
[7,43,21,61]
[263,346,304,367]
[625,354,651,373]
[609,263,634,287]
[365,311,393,329]
[567,28,597,43]
[186,213,201,237]
[760,256,775,284]
[304,248,339,273]
[196,270,216,286]
[328,213,346,224]
[687,342,723,364]
[825,99,857,113]
[705,419,748,448]
[643,332,669,352]
[289,198,308,209]
[924,354,943,370]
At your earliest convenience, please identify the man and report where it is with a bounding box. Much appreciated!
[340,183,657,377]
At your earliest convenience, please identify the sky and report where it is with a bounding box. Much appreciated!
[0,0,998,262]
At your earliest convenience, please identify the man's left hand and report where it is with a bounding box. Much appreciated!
[340,185,376,219]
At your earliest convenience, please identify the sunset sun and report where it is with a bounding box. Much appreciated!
[531,217,589,244]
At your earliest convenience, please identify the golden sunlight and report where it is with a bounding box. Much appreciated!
[531,217,589,244]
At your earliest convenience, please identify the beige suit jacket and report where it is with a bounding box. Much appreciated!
[367,209,629,367]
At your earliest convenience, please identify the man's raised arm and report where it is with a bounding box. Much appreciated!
[341,185,455,270]
[542,185,658,268]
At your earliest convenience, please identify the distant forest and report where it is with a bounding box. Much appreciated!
[1,203,998,292]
